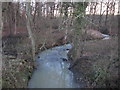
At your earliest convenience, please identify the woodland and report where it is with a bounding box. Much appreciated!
[0,1,119,88]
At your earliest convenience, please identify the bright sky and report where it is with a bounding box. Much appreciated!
[85,1,119,15]
[13,0,119,15]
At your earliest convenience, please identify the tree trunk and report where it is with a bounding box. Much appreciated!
[0,2,3,89]
[105,2,109,27]
[99,1,103,29]
[26,3,35,61]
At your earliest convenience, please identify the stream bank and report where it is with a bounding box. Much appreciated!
[2,31,118,88]
[2,29,73,88]
[68,36,118,88]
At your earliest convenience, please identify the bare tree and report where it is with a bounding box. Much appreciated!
[92,2,98,23]
[99,1,103,28]
[0,2,3,89]
[105,2,109,27]
[0,2,2,32]
[26,3,35,61]
[14,3,17,35]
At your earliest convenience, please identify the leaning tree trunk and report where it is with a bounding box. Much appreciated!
[26,3,35,61]
[0,2,3,89]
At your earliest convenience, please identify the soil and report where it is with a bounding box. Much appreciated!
[68,36,119,88]
[2,26,118,88]
[2,27,73,88]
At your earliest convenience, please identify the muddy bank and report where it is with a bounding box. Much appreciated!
[68,37,119,88]
[3,29,118,88]
[2,28,73,88]
[2,36,33,88]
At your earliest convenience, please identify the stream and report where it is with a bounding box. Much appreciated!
[28,44,80,88]
[28,34,110,88]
